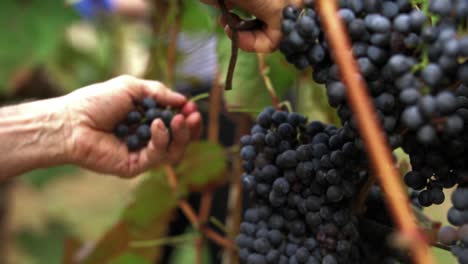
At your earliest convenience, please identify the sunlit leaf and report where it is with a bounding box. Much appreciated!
[80,175,177,264]
[81,223,131,264]
[122,172,176,232]
[17,220,72,264]
[176,141,227,190]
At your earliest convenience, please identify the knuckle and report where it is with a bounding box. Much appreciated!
[155,84,169,95]
[115,74,136,85]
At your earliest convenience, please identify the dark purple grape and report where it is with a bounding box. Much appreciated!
[136,124,151,141]
[115,123,129,138]
[141,97,157,110]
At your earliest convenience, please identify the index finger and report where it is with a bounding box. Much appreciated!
[139,80,187,107]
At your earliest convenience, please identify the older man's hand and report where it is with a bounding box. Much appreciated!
[63,75,202,178]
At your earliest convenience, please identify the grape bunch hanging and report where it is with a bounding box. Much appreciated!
[114,97,176,151]
[237,0,468,263]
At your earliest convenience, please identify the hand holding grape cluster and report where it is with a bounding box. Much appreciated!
[63,75,201,178]
[114,97,178,151]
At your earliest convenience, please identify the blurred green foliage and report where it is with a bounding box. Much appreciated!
[16,220,72,264]
[80,142,226,263]
[22,165,79,189]
[181,0,216,32]
[0,0,78,91]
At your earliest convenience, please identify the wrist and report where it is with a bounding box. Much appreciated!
[0,97,71,179]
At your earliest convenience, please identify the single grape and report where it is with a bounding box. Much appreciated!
[127,111,142,125]
[136,124,151,141]
[141,97,157,110]
[145,108,162,125]
[161,110,174,127]
[115,123,129,138]
[126,135,140,151]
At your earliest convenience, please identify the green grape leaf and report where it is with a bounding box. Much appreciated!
[0,0,78,92]
[122,172,176,231]
[17,220,72,264]
[80,174,177,264]
[176,141,227,190]
[77,142,225,263]
[81,223,131,264]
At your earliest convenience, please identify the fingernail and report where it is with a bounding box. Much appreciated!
[175,114,186,128]
[156,119,166,130]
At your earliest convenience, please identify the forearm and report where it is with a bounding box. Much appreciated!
[0,98,70,180]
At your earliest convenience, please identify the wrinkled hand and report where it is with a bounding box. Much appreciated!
[63,75,202,178]
[201,0,303,52]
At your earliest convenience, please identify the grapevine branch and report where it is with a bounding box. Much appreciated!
[222,115,250,264]
[316,1,435,264]
[165,165,200,227]
[217,0,263,90]
[164,166,235,251]
[197,69,223,263]
[130,233,200,248]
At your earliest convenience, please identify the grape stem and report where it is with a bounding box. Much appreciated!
[218,0,239,91]
[189,93,211,102]
[353,175,377,215]
[210,216,230,235]
[279,101,294,113]
[130,233,200,248]
[432,242,452,251]
[257,53,281,109]
[217,0,263,90]
[227,107,263,113]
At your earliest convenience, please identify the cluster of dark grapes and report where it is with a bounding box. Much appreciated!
[237,107,419,263]
[235,0,468,263]
[114,97,175,151]
[280,0,468,208]
[438,185,468,263]
[359,184,415,263]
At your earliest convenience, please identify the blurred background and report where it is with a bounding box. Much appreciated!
[0,0,457,263]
